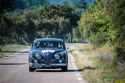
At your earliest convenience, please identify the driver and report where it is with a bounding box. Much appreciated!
[53,43,58,48]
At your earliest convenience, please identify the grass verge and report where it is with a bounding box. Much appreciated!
[0,44,30,58]
[69,44,125,83]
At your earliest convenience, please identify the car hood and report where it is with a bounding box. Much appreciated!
[31,48,65,54]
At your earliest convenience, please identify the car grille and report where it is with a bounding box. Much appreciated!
[43,53,53,64]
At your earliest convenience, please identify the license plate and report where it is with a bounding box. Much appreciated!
[45,65,51,67]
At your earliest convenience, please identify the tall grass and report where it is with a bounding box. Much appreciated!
[0,44,30,58]
[69,44,125,83]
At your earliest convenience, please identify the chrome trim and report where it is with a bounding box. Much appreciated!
[29,63,67,68]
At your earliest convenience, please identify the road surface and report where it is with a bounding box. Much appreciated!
[0,44,87,83]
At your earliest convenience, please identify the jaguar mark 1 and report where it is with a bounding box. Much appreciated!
[29,38,68,72]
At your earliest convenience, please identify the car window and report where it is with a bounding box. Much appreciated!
[34,41,64,49]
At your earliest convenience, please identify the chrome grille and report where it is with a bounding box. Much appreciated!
[43,52,53,64]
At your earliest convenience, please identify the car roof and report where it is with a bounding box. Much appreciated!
[34,38,64,42]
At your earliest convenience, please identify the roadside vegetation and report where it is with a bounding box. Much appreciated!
[0,0,86,44]
[77,0,125,82]
[78,0,125,63]
[69,44,125,83]
[0,44,30,58]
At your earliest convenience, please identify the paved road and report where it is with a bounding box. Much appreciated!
[0,44,87,83]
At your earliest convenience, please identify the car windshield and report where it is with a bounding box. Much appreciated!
[34,41,64,49]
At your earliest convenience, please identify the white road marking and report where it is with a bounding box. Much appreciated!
[77,78,82,81]
[72,64,77,69]
[70,53,88,83]
[76,73,80,76]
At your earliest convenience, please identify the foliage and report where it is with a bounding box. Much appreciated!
[0,0,14,14]
[38,5,79,40]
[104,0,125,62]
[13,0,49,9]
[0,3,80,45]
[0,0,40,45]
[79,0,125,61]
[79,0,114,46]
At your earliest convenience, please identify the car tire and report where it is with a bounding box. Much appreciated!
[29,67,36,72]
[61,66,68,71]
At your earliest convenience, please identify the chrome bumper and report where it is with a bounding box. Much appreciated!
[29,63,67,68]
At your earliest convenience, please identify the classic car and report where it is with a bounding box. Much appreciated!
[29,38,68,72]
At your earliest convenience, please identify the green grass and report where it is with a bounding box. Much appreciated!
[69,44,125,83]
[0,44,30,58]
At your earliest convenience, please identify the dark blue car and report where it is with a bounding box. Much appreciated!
[29,38,68,72]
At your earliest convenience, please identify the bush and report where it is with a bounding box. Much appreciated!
[114,46,125,62]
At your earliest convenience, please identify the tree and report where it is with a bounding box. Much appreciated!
[104,0,125,61]
[0,2,80,44]
[0,0,15,46]
[79,0,114,46]
[0,0,14,14]
[39,5,79,42]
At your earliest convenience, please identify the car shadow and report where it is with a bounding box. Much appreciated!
[17,51,29,53]
[36,69,62,72]
[82,66,96,70]
[35,66,95,72]
[36,69,81,72]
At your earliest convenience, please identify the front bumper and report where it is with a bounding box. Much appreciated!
[29,62,67,69]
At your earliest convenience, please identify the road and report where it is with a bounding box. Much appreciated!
[0,44,87,83]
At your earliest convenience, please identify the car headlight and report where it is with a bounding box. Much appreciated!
[35,54,41,59]
[54,54,60,59]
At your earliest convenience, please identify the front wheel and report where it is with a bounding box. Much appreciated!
[61,66,68,71]
[29,67,36,72]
